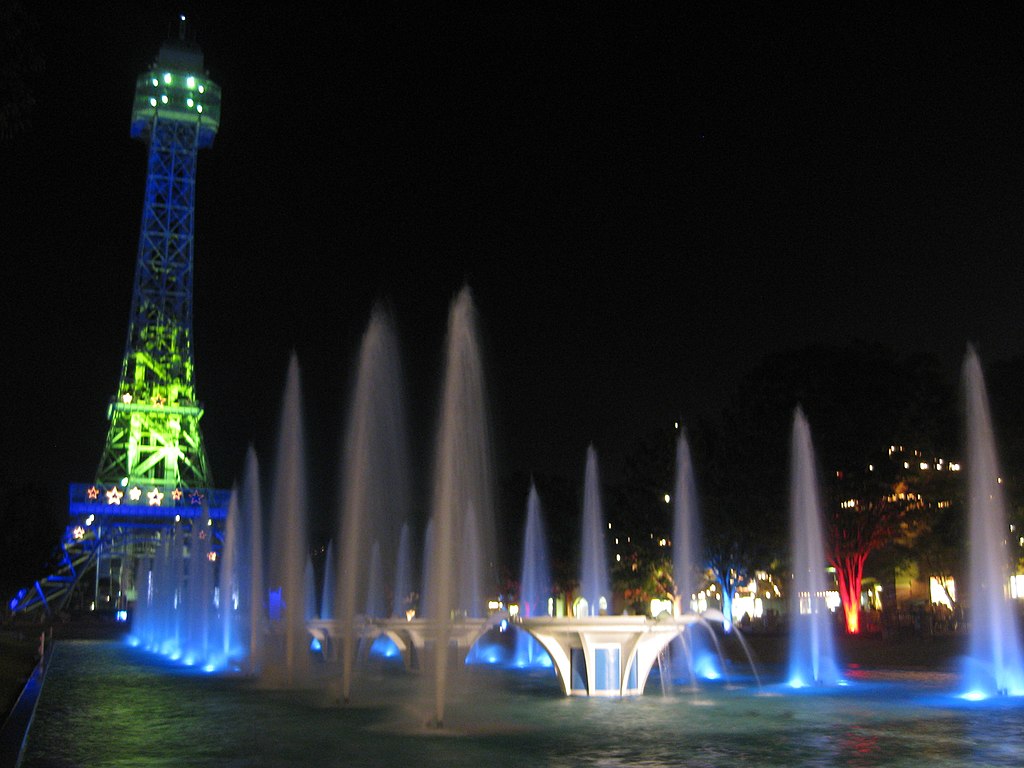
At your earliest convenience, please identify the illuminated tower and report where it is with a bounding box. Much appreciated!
[9,19,227,618]
[97,18,220,491]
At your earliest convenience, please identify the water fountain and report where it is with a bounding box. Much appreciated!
[128,291,688,702]
[788,406,841,687]
[391,522,414,619]
[334,303,411,701]
[520,482,552,619]
[184,509,215,666]
[510,444,691,696]
[962,346,1024,697]
[578,445,610,616]
[514,482,553,666]
[209,447,266,673]
[423,286,497,725]
[95,298,1024,768]
[303,556,317,621]
[240,446,265,674]
[669,428,720,683]
[130,507,221,670]
[263,353,312,686]
[364,541,386,617]
[672,430,702,619]
[320,541,335,620]
[218,486,240,661]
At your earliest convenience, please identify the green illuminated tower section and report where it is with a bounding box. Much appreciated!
[96,18,222,494]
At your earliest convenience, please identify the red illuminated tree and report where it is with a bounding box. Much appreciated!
[827,454,961,634]
[825,491,903,634]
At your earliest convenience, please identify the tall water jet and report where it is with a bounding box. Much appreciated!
[183,509,215,666]
[672,430,702,616]
[241,446,265,675]
[963,346,1024,697]
[132,508,220,668]
[391,523,414,618]
[516,482,553,667]
[420,518,435,616]
[579,445,610,616]
[365,542,386,617]
[217,451,266,671]
[304,557,317,621]
[425,286,496,726]
[172,524,186,651]
[671,428,717,681]
[335,304,410,702]
[520,483,552,618]
[320,541,335,620]
[130,521,182,656]
[459,504,484,617]
[788,407,841,687]
[219,486,241,663]
[265,353,311,686]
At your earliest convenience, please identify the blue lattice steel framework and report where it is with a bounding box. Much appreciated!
[9,20,227,618]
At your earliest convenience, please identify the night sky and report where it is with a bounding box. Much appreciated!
[3,5,1023,521]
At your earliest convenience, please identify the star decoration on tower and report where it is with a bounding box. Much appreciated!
[147,488,164,506]
[86,486,100,500]
[190,490,204,506]
[106,487,123,505]
[172,488,183,501]
[152,394,166,406]
[128,486,143,501]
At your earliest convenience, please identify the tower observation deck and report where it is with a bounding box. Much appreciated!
[9,18,228,619]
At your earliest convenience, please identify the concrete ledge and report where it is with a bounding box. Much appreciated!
[0,647,51,768]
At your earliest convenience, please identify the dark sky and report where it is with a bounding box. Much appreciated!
[3,5,1023,510]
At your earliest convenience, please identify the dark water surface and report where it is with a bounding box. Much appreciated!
[20,641,1024,767]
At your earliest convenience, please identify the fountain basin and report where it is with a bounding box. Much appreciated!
[20,639,1024,768]
[519,615,685,696]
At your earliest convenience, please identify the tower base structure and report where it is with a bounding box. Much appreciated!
[7,483,227,620]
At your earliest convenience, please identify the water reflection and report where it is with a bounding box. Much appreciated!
[20,641,1024,768]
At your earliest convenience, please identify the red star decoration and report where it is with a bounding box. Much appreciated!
[171,488,183,500]
[86,486,100,500]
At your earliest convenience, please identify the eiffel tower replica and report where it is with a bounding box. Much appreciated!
[9,18,229,619]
